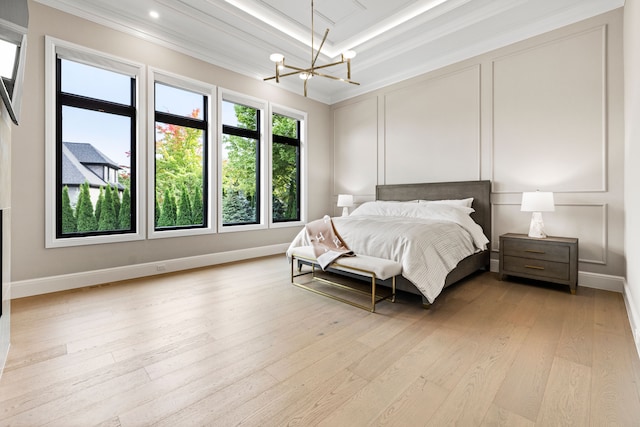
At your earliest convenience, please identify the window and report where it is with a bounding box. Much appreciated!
[220,93,265,228]
[272,112,301,222]
[0,38,18,93]
[153,81,209,232]
[46,37,144,247]
[0,17,28,124]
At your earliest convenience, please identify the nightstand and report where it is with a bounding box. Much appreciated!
[499,233,578,294]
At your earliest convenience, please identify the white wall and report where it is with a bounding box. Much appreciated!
[331,10,625,281]
[0,98,11,375]
[10,2,333,295]
[624,0,640,350]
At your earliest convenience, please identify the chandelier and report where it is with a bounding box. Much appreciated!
[264,0,360,97]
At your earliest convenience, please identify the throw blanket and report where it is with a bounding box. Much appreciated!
[305,215,354,269]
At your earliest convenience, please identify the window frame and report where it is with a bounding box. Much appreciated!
[269,104,306,228]
[147,69,216,239]
[0,18,27,125]
[45,36,146,248]
[218,89,268,232]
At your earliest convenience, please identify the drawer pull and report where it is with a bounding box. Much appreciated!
[525,265,545,270]
[525,249,546,254]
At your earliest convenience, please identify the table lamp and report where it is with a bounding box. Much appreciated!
[337,194,354,216]
[521,191,555,238]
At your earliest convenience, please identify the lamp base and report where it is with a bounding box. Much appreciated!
[528,212,547,238]
[341,207,349,216]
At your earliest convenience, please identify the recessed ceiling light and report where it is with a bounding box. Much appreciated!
[149,10,159,19]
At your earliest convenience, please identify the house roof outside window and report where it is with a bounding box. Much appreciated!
[62,142,124,190]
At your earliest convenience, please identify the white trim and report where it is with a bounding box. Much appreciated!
[10,244,289,299]
[622,279,640,361]
[44,36,146,248]
[490,25,609,194]
[491,259,623,292]
[147,67,217,239]
[578,270,624,292]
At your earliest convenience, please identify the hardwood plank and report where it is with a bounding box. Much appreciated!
[555,287,595,367]
[208,342,371,426]
[349,311,434,381]
[480,404,535,427]
[492,305,564,421]
[536,356,591,426]
[590,329,640,425]
[121,369,279,427]
[6,369,151,426]
[372,376,449,426]
[317,326,465,426]
[593,288,629,336]
[425,323,530,426]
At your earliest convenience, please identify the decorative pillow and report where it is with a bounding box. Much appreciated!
[350,200,474,218]
[420,197,474,208]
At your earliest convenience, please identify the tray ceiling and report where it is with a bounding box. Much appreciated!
[35,0,623,104]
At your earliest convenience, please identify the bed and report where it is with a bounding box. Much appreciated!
[288,180,492,307]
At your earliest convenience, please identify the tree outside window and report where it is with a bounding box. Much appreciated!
[221,101,260,226]
[154,81,207,230]
[272,113,300,222]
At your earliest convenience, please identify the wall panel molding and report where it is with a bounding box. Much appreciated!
[383,65,481,184]
[333,98,379,197]
[491,25,608,193]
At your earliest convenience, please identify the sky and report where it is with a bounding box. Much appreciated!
[61,59,219,168]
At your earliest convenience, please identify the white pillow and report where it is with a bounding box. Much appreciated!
[350,200,474,218]
[420,197,474,208]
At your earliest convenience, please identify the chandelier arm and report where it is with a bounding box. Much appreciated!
[312,70,360,85]
[312,28,330,67]
[280,64,312,73]
[307,61,345,71]
[264,66,313,81]
[311,0,315,63]
[264,60,350,81]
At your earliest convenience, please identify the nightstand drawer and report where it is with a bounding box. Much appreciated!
[502,239,570,263]
[502,255,570,281]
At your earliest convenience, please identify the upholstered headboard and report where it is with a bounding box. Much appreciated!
[375,180,492,245]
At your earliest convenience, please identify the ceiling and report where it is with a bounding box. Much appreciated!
[34,0,624,104]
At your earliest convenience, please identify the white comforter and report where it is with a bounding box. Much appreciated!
[287,201,489,303]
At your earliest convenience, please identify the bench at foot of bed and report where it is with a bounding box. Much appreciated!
[289,246,401,313]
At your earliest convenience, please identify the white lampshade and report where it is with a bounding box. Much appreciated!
[521,191,555,212]
[337,194,354,216]
[337,194,354,207]
[521,191,555,238]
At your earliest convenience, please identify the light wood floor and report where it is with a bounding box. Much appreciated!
[1,255,640,426]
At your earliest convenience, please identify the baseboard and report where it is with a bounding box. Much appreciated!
[10,243,290,299]
[490,259,624,293]
[622,279,640,360]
